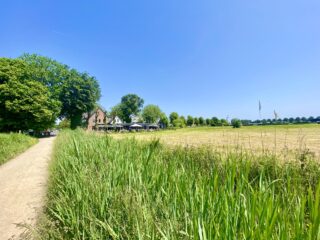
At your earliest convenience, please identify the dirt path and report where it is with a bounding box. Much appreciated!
[0,137,55,240]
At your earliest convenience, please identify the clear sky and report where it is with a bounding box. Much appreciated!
[1,0,319,120]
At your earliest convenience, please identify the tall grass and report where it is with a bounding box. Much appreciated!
[39,130,320,239]
[0,133,38,165]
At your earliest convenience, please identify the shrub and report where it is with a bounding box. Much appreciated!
[231,118,242,128]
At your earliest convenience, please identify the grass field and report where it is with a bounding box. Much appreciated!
[112,124,320,160]
[0,133,38,165]
[38,130,320,239]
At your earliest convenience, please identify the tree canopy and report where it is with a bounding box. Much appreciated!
[111,94,144,123]
[0,58,60,131]
[0,54,101,131]
[169,112,179,124]
[20,54,100,129]
[142,105,163,123]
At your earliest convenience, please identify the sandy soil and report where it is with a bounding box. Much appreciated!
[0,137,55,240]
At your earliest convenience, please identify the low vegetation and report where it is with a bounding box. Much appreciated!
[112,124,320,158]
[0,133,38,165]
[39,130,320,239]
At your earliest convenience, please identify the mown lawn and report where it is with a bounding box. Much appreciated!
[0,133,38,165]
[39,130,320,239]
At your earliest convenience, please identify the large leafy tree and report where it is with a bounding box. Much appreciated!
[187,115,194,126]
[142,104,162,123]
[19,54,101,129]
[59,70,100,129]
[0,58,60,131]
[114,94,144,123]
[0,58,29,84]
[169,112,179,124]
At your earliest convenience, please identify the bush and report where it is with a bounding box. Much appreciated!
[231,118,242,128]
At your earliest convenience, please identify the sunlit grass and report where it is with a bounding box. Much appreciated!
[0,133,38,165]
[38,130,320,239]
[111,124,320,158]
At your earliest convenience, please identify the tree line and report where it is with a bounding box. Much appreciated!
[241,116,320,126]
[1,54,318,132]
[0,54,100,132]
[107,95,242,128]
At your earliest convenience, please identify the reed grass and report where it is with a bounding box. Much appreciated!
[39,130,320,239]
[0,133,38,165]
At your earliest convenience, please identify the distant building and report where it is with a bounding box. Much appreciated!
[130,114,140,123]
[83,106,108,130]
[83,107,161,131]
[110,116,123,125]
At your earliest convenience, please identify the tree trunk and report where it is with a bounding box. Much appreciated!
[70,113,82,130]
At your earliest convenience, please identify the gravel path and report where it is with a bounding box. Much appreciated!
[0,137,55,240]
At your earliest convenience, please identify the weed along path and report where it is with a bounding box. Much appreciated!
[0,137,55,240]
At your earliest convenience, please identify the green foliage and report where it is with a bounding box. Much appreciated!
[187,115,194,126]
[40,130,320,239]
[220,118,229,126]
[0,55,101,131]
[172,118,185,128]
[210,117,220,126]
[57,118,71,129]
[0,58,29,84]
[159,112,169,128]
[169,112,179,124]
[0,58,60,131]
[0,133,38,165]
[112,94,144,123]
[59,70,100,129]
[142,104,162,123]
[179,115,186,126]
[19,53,69,98]
[194,117,199,126]
[199,117,205,125]
[19,54,101,129]
[110,104,122,118]
[231,118,242,128]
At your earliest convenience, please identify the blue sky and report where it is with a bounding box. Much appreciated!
[1,0,319,120]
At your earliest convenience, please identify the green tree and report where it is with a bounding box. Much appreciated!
[0,78,60,131]
[187,115,194,126]
[199,117,205,126]
[159,112,169,128]
[0,58,61,131]
[19,53,69,98]
[19,54,101,129]
[59,70,101,129]
[231,118,242,128]
[169,112,179,124]
[220,119,229,126]
[173,118,185,128]
[211,117,220,126]
[308,116,314,123]
[142,105,162,123]
[117,94,144,123]
[0,58,29,84]
[179,116,186,126]
[206,118,211,126]
[110,104,123,118]
[57,118,71,129]
[194,117,199,126]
